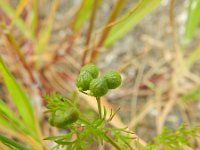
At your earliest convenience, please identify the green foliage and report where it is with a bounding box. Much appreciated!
[184,0,200,41]
[0,134,34,150]
[45,66,132,149]
[143,124,200,150]
[0,57,37,133]
[0,99,28,132]
[46,94,79,128]
[44,93,134,149]
[71,0,102,31]
[0,57,44,149]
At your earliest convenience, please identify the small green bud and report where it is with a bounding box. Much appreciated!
[103,71,121,89]
[49,109,79,128]
[48,115,54,126]
[80,64,99,78]
[89,77,108,97]
[76,71,93,91]
[65,109,79,124]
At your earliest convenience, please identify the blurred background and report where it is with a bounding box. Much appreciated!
[0,0,200,149]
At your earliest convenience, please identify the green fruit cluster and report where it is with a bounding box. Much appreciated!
[76,64,122,97]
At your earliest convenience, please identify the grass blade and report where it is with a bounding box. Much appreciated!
[16,0,28,16]
[97,0,126,47]
[104,0,161,47]
[184,0,200,40]
[0,99,20,125]
[0,99,30,133]
[0,134,34,150]
[71,0,102,31]
[35,0,58,58]
[90,0,126,62]
[0,0,33,39]
[0,57,36,132]
[0,116,15,131]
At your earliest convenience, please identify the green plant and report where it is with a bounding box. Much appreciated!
[44,93,134,150]
[44,64,200,150]
[143,124,200,150]
[76,64,121,118]
[0,57,45,150]
[44,64,133,149]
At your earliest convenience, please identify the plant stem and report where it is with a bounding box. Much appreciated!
[105,134,121,150]
[96,97,102,118]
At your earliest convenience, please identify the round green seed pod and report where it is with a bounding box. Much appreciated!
[49,109,79,128]
[103,71,122,89]
[89,77,108,97]
[80,64,99,78]
[76,71,93,91]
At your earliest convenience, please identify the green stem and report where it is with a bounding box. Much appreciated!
[105,134,121,150]
[96,97,102,118]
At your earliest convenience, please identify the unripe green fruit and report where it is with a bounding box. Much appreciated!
[48,115,54,126]
[76,71,93,91]
[89,77,108,97]
[49,109,79,128]
[80,64,99,78]
[103,71,122,89]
